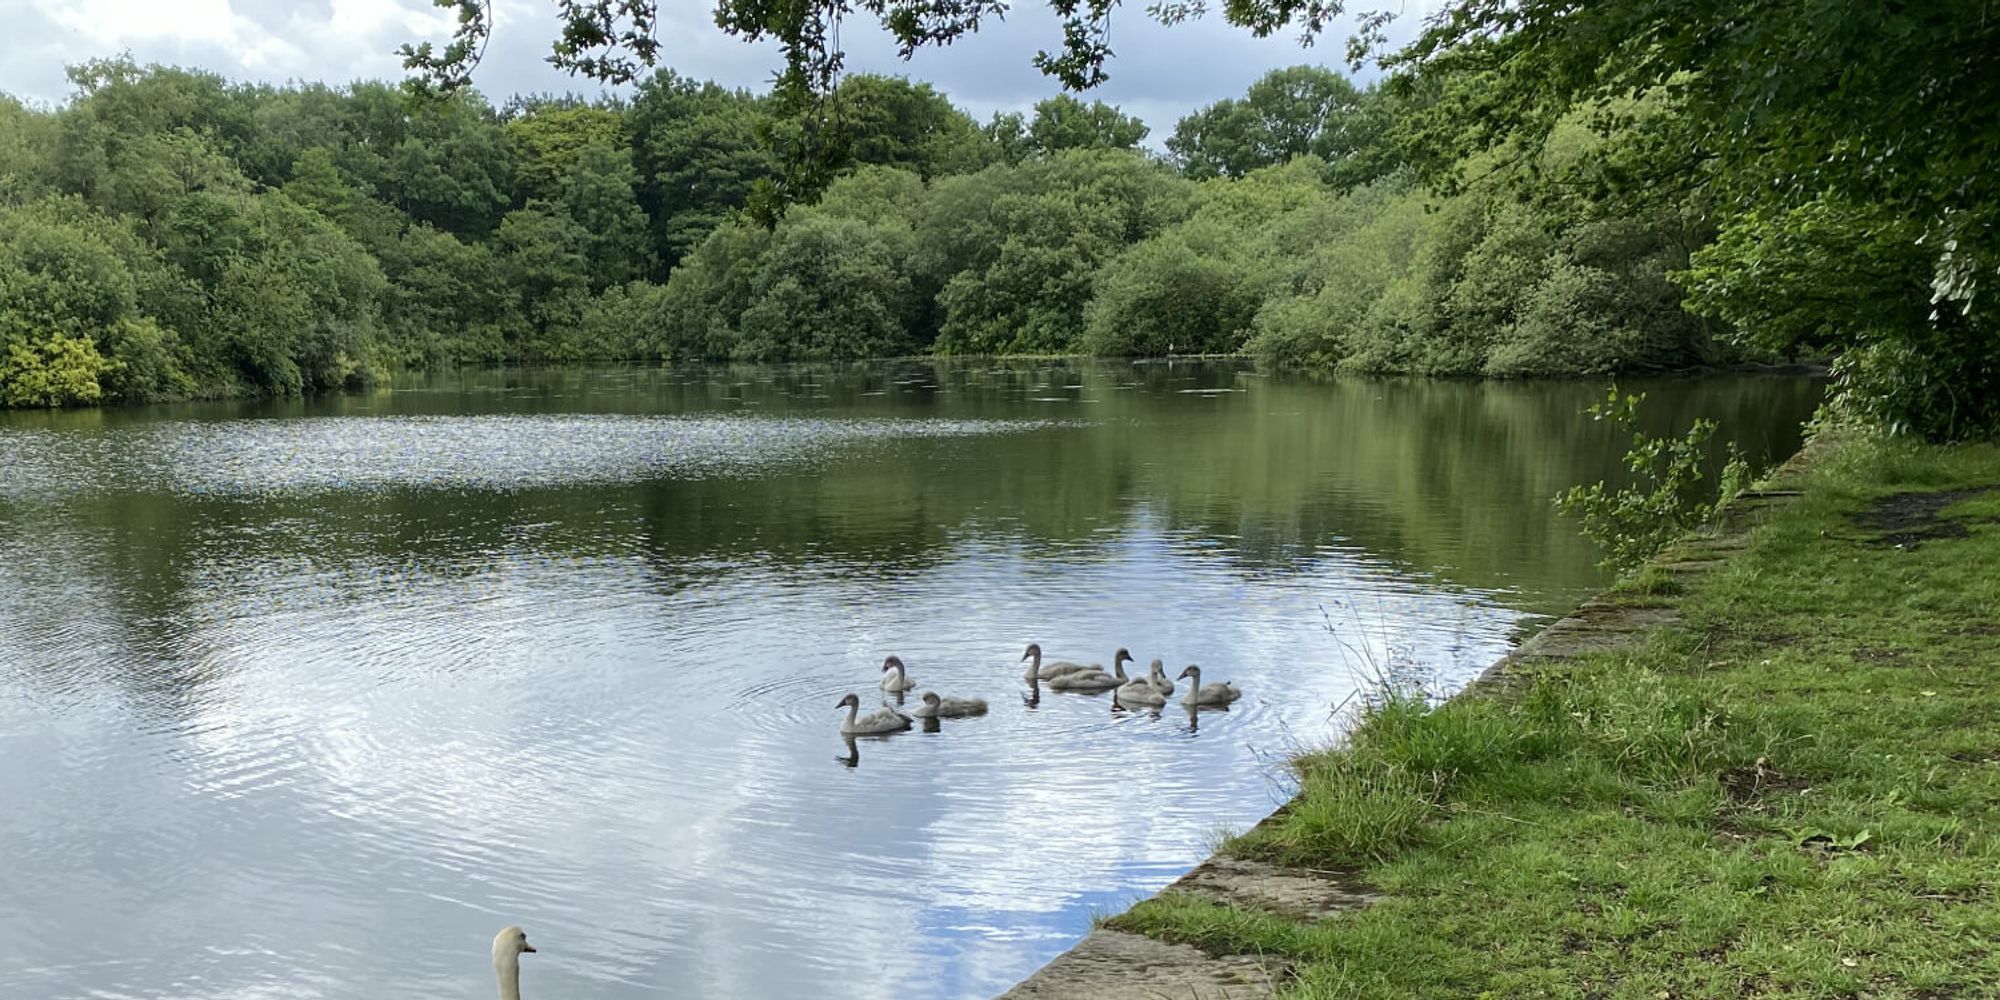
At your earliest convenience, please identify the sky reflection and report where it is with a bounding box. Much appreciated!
[0,362,1819,998]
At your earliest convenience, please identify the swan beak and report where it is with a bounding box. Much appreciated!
[521,943,537,953]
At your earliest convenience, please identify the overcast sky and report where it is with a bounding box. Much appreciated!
[0,0,1434,141]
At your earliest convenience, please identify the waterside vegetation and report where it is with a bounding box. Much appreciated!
[1110,434,2000,996]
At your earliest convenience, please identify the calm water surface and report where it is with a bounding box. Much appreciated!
[0,362,1820,999]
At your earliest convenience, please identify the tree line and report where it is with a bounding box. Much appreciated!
[4,58,1748,409]
[421,0,2000,443]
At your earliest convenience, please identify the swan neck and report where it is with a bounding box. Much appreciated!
[496,955,522,1000]
[844,702,859,726]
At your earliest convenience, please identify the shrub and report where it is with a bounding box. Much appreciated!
[1554,388,1753,573]
[97,317,193,401]
[1082,220,1263,355]
[0,332,114,407]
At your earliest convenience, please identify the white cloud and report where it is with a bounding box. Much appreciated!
[1,0,1432,138]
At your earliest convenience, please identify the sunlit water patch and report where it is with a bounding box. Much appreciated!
[0,414,1064,501]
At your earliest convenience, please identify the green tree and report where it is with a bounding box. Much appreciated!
[820,75,991,179]
[1683,197,1995,439]
[657,220,773,360]
[335,83,510,237]
[982,111,1029,164]
[921,150,1196,354]
[559,143,654,287]
[1083,219,1262,356]
[736,215,918,360]
[494,201,593,360]
[1025,94,1147,154]
[503,103,628,202]
[629,71,775,267]
[373,222,511,364]
[1385,0,1999,436]
[161,191,386,393]
[0,196,195,402]
[0,95,57,201]
[1167,67,1392,187]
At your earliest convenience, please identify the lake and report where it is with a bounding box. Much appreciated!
[0,361,1820,999]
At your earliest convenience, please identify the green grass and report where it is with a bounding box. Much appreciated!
[1109,434,2000,997]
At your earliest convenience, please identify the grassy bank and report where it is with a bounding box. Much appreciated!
[1110,434,2000,997]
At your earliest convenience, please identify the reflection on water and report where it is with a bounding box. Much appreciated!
[0,361,1819,999]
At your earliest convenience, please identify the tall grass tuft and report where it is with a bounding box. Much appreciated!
[1231,662,1745,869]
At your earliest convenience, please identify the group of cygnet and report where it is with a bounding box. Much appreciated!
[1021,643,1242,710]
[493,650,1243,996]
[836,644,1242,735]
[835,654,992,734]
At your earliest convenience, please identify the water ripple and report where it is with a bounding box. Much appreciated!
[0,413,1068,502]
[0,365,1822,1000]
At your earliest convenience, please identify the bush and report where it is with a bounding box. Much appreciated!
[574,282,671,361]
[732,215,917,361]
[1082,220,1263,355]
[0,332,114,406]
[1554,388,1753,573]
[97,317,193,401]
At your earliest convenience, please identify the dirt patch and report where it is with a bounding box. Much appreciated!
[1850,485,2000,548]
[1850,646,1914,667]
[1701,623,1800,648]
[1718,758,1813,802]
[1910,885,1989,905]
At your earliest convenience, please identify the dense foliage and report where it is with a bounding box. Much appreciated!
[376,0,2000,437]
[1382,0,2000,439]
[2,57,1742,406]
[493,0,1984,439]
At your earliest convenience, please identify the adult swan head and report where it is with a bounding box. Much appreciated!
[493,925,536,1000]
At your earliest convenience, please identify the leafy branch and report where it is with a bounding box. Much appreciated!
[1555,387,1753,573]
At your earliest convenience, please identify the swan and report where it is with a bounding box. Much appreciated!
[1115,672,1169,706]
[913,691,990,718]
[880,655,918,692]
[1116,655,1170,706]
[493,925,536,1000]
[1176,665,1242,707]
[839,692,913,735]
[1049,648,1134,692]
[1021,642,1098,682]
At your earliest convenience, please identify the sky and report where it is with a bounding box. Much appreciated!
[0,0,1435,142]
